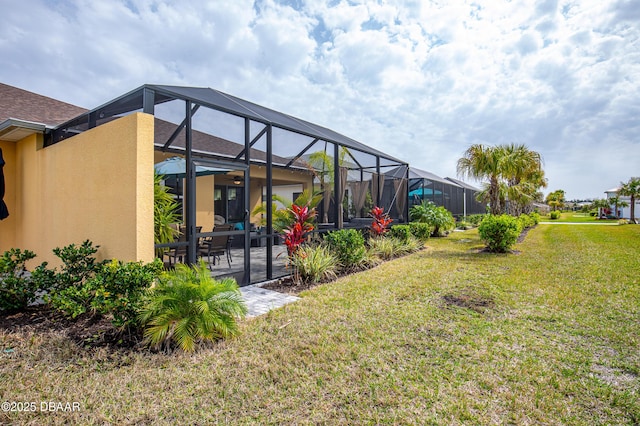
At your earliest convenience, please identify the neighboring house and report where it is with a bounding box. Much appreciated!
[0,83,408,285]
[605,186,639,220]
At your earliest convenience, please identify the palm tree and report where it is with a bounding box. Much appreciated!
[457,143,545,216]
[619,177,640,223]
[154,172,181,256]
[457,144,504,215]
[606,195,628,219]
[545,189,566,212]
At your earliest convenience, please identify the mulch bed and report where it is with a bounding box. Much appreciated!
[0,306,144,350]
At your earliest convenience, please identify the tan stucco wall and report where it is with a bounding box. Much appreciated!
[1,113,154,266]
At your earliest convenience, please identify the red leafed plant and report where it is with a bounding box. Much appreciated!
[282,203,317,256]
[370,206,392,237]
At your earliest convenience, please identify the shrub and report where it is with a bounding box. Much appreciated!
[410,201,455,237]
[46,258,163,326]
[139,262,247,352]
[549,210,561,220]
[528,212,541,225]
[389,225,412,242]
[0,248,46,313]
[283,204,317,257]
[618,219,629,225]
[466,214,486,226]
[324,229,366,270]
[478,214,522,253]
[408,222,432,241]
[90,259,163,328]
[290,244,338,284]
[456,220,471,230]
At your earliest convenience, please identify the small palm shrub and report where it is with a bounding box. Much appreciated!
[324,229,366,270]
[139,262,247,352]
[409,201,455,237]
[549,210,561,220]
[478,214,522,253]
[290,244,338,284]
[408,222,432,241]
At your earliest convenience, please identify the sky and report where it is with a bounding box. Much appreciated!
[1,0,638,200]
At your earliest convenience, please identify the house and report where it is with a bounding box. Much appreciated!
[605,185,639,220]
[0,83,408,285]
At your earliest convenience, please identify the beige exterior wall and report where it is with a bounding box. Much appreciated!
[0,113,155,266]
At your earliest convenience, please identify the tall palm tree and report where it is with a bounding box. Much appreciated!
[457,143,545,216]
[618,177,640,223]
[457,144,504,215]
[606,195,628,219]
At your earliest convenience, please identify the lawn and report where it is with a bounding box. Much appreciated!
[1,225,639,424]
[544,212,620,223]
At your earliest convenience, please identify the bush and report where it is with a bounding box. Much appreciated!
[478,214,522,253]
[139,262,247,352]
[389,225,412,242]
[291,244,338,284]
[466,214,486,226]
[549,210,561,220]
[408,222,432,241]
[90,259,163,328]
[409,201,455,237]
[456,220,471,230]
[528,212,541,225]
[47,258,162,327]
[0,248,46,313]
[324,229,366,270]
[618,219,629,225]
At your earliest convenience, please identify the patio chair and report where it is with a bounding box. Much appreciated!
[167,226,202,267]
[198,224,233,268]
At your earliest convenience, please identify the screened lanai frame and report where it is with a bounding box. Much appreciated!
[48,84,409,285]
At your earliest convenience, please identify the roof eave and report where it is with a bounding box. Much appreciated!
[0,118,48,142]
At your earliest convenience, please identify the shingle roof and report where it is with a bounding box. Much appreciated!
[0,83,87,126]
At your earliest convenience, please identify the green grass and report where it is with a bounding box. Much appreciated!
[1,226,639,424]
[544,212,619,223]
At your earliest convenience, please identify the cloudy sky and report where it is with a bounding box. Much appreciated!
[1,0,639,199]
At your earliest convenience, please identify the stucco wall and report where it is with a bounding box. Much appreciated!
[0,113,154,266]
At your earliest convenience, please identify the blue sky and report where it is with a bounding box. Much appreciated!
[1,0,639,199]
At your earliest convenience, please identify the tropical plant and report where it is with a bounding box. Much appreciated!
[282,203,317,257]
[409,201,454,237]
[139,262,247,352]
[618,177,640,223]
[251,189,323,233]
[590,198,612,218]
[549,210,561,220]
[370,206,392,237]
[478,214,522,253]
[154,172,181,256]
[367,236,418,260]
[324,229,366,270]
[457,144,505,215]
[290,244,338,284]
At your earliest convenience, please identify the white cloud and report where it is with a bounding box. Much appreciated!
[0,0,638,199]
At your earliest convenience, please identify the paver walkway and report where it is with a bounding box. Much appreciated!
[240,284,300,318]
